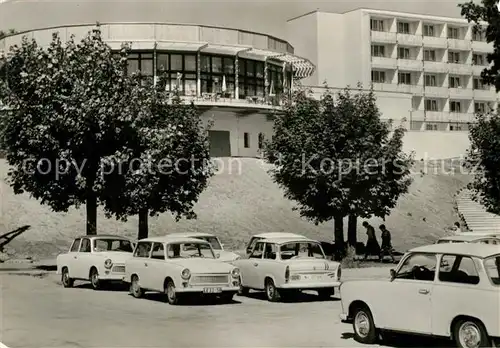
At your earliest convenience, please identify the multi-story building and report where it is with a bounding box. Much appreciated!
[288,8,496,157]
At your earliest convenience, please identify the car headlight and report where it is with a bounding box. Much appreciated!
[104,259,113,269]
[231,268,240,278]
[181,268,191,280]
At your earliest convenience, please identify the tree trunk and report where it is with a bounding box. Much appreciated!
[333,214,345,260]
[347,214,357,247]
[138,208,149,240]
[86,193,97,235]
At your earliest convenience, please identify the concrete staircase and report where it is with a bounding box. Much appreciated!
[456,189,500,233]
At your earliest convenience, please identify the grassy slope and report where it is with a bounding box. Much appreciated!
[0,158,470,260]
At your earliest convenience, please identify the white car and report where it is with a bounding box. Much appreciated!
[56,235,134,290]
[167,232,240,262]
[436,234,500,245]
[339,243,500,348]
[234,237,341,302]
[125,236,241,305]
[245,232,307,255]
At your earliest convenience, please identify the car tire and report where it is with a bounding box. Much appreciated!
[265,278,280,302]
[130,275,143,298]
[61,267,74,288]
[317,288,335,300]
[238,277,249,296]
[453,318,491,348]
[352,305,377,344]
[89,267,101,290]
[219,293,234,303]
[165,280,179,305]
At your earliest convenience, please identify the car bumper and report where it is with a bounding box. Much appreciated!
[280,281,341,289]
[98,273,126,281]
[176,286,240,294]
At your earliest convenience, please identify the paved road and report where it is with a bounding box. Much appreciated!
[0,270,450,348]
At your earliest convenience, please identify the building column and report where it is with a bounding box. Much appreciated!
[196,51,201,97]
[235,55,239,99]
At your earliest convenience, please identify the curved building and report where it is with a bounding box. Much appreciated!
[0,21,315,157]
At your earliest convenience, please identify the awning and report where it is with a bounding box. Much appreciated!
[201,44,252,56]
[156,41,207,52]
[238,48,282,62]
[273,54,315,79]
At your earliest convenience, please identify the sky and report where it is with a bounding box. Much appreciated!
[0,0,473,39]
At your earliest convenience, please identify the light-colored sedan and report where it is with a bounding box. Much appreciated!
[339,243,500,348]
[125,236,241,305]
[56,234,134,290]
[167,232,240,262]
[244,232,307,255]
[437,234,500,245]
[234,237,341,302]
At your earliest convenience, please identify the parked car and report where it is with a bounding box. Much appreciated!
[56,234,134,290]
[339,243,500,348]
[234,237,342,302]
[437,234,500,245]
[245,232,307,255]
[167,232,240,262]
[124,236,241,304]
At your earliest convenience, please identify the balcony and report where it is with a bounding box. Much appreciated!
[423,61,448,73]
[179,94,281,111]
[398,59,423,71]
[448,63,472,75]
[396,33,422,46]
[410,110,425,121]
[447,39,471,51]
[471,40,492,53]
[424,86,449,98]
[371,31,397,43]
[371,83,399,92]
[449,87,473,99]
[449,112,475,123]
[371,56,397,69]
[472,64,488,76]
[397,84,424,96]
[473,88,497,101]
[425,111,447,122]
[422,36,447,49]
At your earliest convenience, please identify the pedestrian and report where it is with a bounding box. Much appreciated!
[362,221,380,260]
[454,222,462,234]
[379,224,396,263]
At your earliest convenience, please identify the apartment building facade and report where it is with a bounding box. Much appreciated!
[287,9,496,136]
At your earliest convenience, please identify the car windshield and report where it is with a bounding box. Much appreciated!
[483,255,500,286]
[166,242,215,259]
[93,239,133,252]
[196,236,222,250]
[279,242,325,260]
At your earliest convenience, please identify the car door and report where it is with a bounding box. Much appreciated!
[245,242,265,289]
[379,252,436,334]
[259,243,280,285]
[131,242,152,289]
[77,237,93,279]
[65,238,81,277]
[146,242,166,291]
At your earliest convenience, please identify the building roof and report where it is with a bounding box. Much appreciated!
[410,243,500,259]
[139,235,211,245]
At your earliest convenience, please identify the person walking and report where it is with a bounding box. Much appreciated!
[379,224,396,263]
[362,221,380,261]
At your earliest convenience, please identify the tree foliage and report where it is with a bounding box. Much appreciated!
[460,0,500,91]
[0,27,139,235]
[98,80,214,240]
[264,87,413,250]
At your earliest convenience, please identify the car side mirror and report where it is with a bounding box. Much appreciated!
[390,269,396,281]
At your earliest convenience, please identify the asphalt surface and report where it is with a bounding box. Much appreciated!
[0,269,452,348]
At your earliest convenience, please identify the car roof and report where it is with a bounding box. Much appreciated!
[410,243,500,259]
[455,232,500,237]
[260,237,318,245]
[167,232,215,238]
[253,232,307,239]
[75,234,131,240]
[438,234,499,242]
[138,236,211,245]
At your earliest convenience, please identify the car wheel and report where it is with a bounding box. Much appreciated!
[61,267,74,288]
[352,305,377,344]
[265,278,280,302]
[238,277,249,296]
[89,267,101,290]
[165,280,179,305]
[454,318,491,348]
[317,288,335,300]
[130,275,143,298]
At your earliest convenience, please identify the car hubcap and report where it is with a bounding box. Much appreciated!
[167,284,175,301]
[91,273,98,287]
[267,283,274,298]
[459,322,481,348]
[354,311,370,338]
[62,272,69,284]
[132,280,140,294]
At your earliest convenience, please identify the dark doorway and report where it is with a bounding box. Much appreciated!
[208,130,231,157]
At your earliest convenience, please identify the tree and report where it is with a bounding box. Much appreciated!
[98,79,214,240]
[264,87,413,255]
[0,27,137,235]
[460,0,500,91]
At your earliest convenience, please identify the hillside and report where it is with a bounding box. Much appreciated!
[0,158,470,260]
